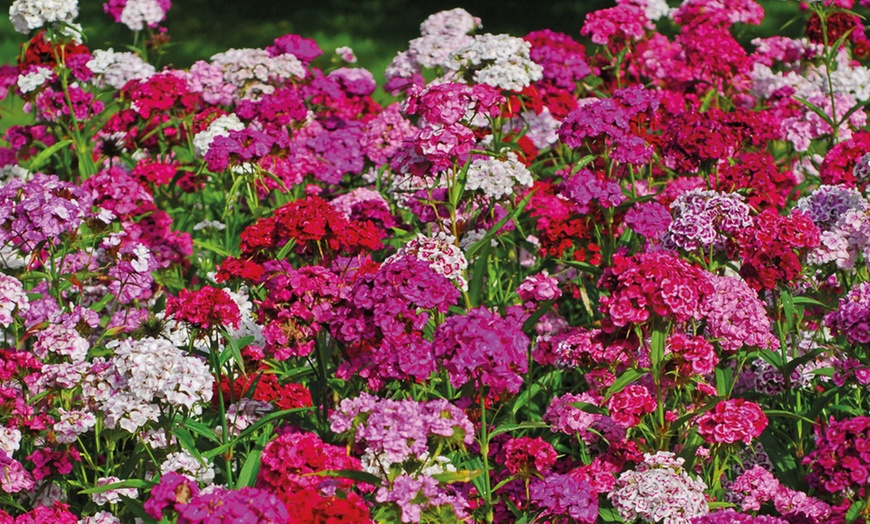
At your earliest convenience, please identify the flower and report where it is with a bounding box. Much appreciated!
[696,399,768,445]
[609,452,708,524]
[165,286,241,331]
[10,0,79,33]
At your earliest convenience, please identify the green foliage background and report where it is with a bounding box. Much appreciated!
[0,1,804,71]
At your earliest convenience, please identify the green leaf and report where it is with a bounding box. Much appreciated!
[193,239,230,258]
[599,507,623,522]
[219,329,253,369]
[235,423,273,488]
[845,498,865,524]
[764,409,816,425]
[793,96,834,128]
[521,299,555,336]
[431,470,481,484]
[466,190,535,259]
[308,469,383,486]
[173,427,206,464]
[78,478,153,494]
[120,495,158,523]
[27,139,73,172]
[568,401,609,416]
[603,368,645,402]
[181,418,220,443]
[467,238,491,308]
[487,421,550,439]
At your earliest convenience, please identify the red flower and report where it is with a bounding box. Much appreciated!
[166,286,241,330]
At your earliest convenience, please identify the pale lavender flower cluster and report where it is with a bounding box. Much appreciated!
[202,48,306,100]
[53,408,96,444]
[87,49,156,90]
[445,33,544,91]
[826,281,870,344]
[0,173,93,253]
[465,152,533,200]
[33,324,89,362]
[0,274,29,327]
[9,0,79,33]
[82,338,213,433]
[728,466,831,521]
[388,232,468,291]
[91,476,138,506]
[330,392,474,466]
[376,474,469,523]
[806,202,870,270]
[110,337,213,413]
[663,190,752,251]
[360,103,417,165]
[703,275,778,352]
[387,8,480,83]
[561,168,626,214]
[795,184,866,232]
[609,452,709,524]
[218,398,273,437]
[543,391,610,444]
[160,449,215,484]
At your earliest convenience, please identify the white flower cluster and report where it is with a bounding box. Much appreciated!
[217,398,273,437]
[209,48,306,100]
[17,67,52,94]
[34,324,90,362]
[91,476,138,506]
[420,8,481,37]
[446,33,543,92]
[87,49,156,90]
[118,0,166,31]
[83,338,213,433]
[0,274,29,327]
[9,0,78,34]
[111,337,214,412]
[807,202,870,271]
[79,511,122,524]
[465,152,533,200]
[609,452,708,524]
[389,232,469,291]
[53,408,96,444]
[223,286,265,350]
[0,427,21,456]
[361,449,456,480]
[506,107,561,150]
[160,449,215,484]
[192,114,245,157]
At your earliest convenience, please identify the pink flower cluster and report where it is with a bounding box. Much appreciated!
[599,251,713,328]
[696,399,768,445]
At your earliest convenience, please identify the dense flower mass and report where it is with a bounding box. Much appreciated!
[1,1,870,522]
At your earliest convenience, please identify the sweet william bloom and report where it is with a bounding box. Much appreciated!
[500,436,558,478]
[166,286,241,331]
[0,274,28,327]
[10,0,79,33]
[432,306,529,395]
[696,399,767,445]
[609,452,708,524]
[606,384,656,428]
[530,474,598,524]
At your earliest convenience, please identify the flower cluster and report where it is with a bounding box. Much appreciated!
[598,252,713,328]
[696,399,768,445]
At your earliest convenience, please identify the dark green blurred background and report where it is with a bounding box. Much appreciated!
[0,0,803,75]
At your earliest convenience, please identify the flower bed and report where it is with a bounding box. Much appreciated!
[1,0,870,522]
